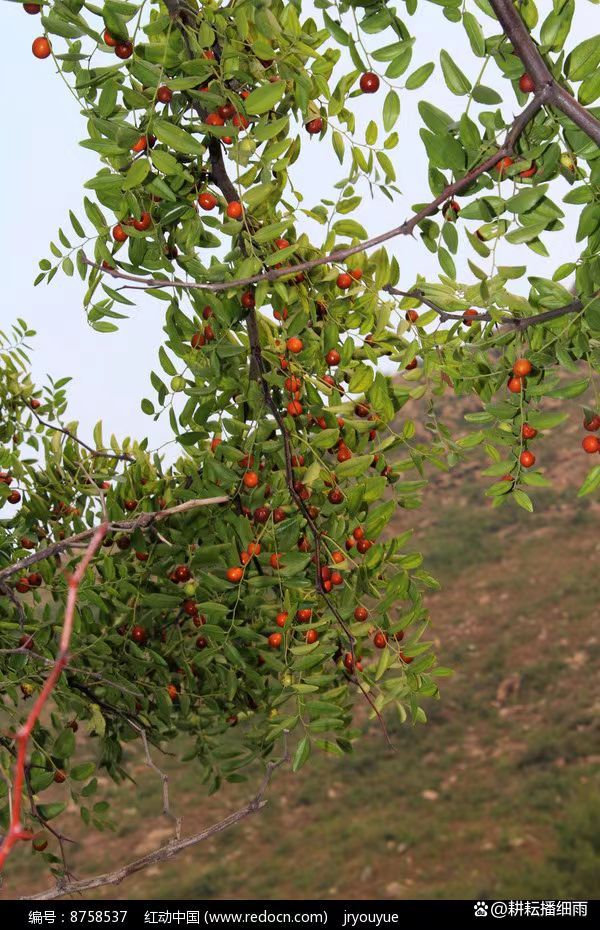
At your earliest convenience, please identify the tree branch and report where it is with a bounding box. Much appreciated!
[489,0,600,145]
[245,310,325,590]
[0,496,229,584]
[245,311,394,742]
[386,287,587,329]
[0,524,108,872]
[22,734,290,901]
[0,652,143,698]
[82,93,549,294]
[27,407,134,462]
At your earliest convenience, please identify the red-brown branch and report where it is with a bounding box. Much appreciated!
[0,524,108,871]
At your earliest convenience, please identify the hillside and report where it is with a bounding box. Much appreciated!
[3,390,600,900]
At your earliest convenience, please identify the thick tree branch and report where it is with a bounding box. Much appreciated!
[208,138,239,204]
[488,0,553,87]
[22,734,290,901]
[0,496,229,584]
[489,0,600,145]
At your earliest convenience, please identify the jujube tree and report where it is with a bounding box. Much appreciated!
[1,0,600,897]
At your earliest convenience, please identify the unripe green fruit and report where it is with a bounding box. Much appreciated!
[170,376,186,392]
[281,672,293,687]
[182,581,197,596]
[236,138,257,165]
[559,152,577,172]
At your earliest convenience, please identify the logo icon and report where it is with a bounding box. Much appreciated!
[474,902,489,917]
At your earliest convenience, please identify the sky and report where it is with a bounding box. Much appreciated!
[0,1,592,453]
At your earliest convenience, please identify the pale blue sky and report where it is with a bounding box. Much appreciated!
[1,1,590,450]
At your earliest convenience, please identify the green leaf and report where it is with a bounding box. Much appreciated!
[152,118,205,156]
[547,378,589,399]
[348,364,374,393]
[332,130,345,164]
[513,489,534,512]
[579,69,600,105]
[439,50,471,95]
[244,81,286,115]
[365,119,378,145]
[252,220,291,244]
[71,762,96,781]
[526,411,568,430]
[336,453,374,479]
[566,35,600,81]
[69,210,86,238]
[292,735,311,772]
[471,84,502,104]
[463,11,486,57]
[37,802,67,821]
[53,729,76,759]
[376,151,396,181]
[364,500,395,537]
[505,186,548,214]
[333,219,368,239]
[83,197,107,233]
[159,345,177,376]
[382,90,400,132]
[122,158,150,191]
[578,465,600,497]
[322,11,350,46]
[405,62,435,90]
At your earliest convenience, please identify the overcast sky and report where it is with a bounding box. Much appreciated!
[1,1,590,451]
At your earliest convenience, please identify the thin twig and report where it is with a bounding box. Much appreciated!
[0,650,143,698]
[22,733,290,900]
[0,581,26,629]
[386,287,586,329]
[134,724,182,840]
[28,407,134,462]
[245,309,324,591]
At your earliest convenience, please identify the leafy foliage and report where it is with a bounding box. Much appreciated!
[1,0,600,884]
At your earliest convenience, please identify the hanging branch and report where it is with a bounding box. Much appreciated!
[22,733,290,901]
